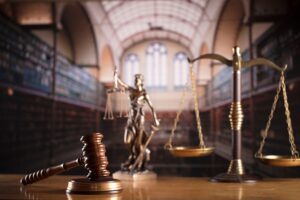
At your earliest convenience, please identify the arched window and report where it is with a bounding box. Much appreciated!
[174,52,188,87]
[124,54,139,85]
[146,42,167,88]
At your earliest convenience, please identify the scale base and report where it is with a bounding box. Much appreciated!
[211,173,258,183]
[113,170,157,181]
[66,177,122,194]
[211,159,258,183]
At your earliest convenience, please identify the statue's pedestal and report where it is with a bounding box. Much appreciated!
[112,170,157,181]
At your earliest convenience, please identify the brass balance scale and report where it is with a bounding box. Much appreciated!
[164,46,300,182]
[103,46,300,182]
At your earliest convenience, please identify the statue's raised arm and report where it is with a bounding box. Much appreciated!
[113,69,132,91]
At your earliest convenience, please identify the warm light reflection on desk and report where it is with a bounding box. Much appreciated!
[1,175,300,200]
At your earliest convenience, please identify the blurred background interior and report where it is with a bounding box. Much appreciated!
[1,0,300,178]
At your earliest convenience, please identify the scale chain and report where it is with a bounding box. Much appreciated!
[164,62,206,149]
[164,71,189,149]
[189,63,205,148]
[281,71,299,158]
[103,93,114,120]
[255,72,282,157]
[256,67,299,158]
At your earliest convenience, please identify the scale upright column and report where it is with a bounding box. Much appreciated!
[212,46,257,182]
[228,46,244,176]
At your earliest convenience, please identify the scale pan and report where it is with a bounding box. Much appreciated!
[169,146,214,157]
[256,155,300,167]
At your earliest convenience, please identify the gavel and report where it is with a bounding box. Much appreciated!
[20,133,122,194]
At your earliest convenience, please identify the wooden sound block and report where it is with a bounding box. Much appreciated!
[66,177,122,194]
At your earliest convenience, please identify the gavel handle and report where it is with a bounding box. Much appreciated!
[20,157,84,185]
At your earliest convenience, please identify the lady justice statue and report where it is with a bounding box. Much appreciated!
[112,70,160,180]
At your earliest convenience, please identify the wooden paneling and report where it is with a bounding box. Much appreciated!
[0,88,103,173]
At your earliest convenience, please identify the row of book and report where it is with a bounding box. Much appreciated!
[0,14,104,106]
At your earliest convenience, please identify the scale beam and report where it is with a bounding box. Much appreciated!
[189,50,283,72]
[188,53,232,66]
[242,58,283,72]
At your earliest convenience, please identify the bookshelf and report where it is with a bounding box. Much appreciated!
[0,13,105,108]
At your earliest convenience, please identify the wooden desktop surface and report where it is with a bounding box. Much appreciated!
[1,174,300,200]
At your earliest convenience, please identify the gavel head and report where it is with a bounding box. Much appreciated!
[80,133,110,180]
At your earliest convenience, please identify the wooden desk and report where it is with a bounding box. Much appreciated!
[1,174,300,200]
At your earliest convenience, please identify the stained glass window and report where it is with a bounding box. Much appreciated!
[146,42,167,88]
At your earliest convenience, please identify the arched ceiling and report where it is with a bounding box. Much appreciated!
[102,0,206,42]
[85,0,226,59]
